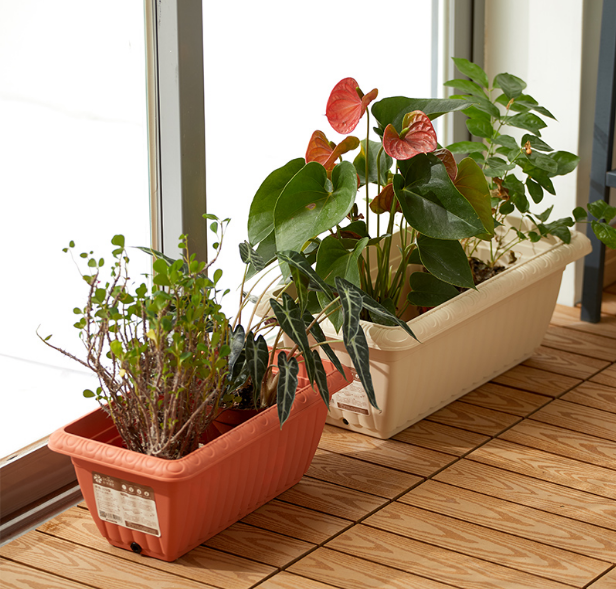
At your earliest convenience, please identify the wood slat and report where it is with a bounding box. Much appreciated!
[400,480,616,562]
[326,524,572,589]
[204,522,314,568]
[550,305,616,339]
[461,382,551,416]
[393,420,489,456]
[532,399,616,443]
[588,568,616,588]
[523,345,610,379]
[0,531,216,589]
[434,459,616,530]
[317,425,455,478]
[542,325,616,362]
[492,364,581,397]
[241,499,350,544]
[563,382,616,413]
[426,400,521,436]
[500,420,616,470]
[468,439,616,499]
[364,502,607,586]
[0,557,93,589]
[36,506,273,589]
[259,571,338,589]
[601,292,616,315]
[288,547,454,589]
[277,477,386,521]
[306,449,421,499]
[591,364,616,388]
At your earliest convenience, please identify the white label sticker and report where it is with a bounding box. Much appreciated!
[92,472,161,537]
[331,369,371,415]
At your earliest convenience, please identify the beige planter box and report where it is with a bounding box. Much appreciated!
[319,225,591,439]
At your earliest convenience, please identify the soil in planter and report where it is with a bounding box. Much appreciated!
[469,257,507,285]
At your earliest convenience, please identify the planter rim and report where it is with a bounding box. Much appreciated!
[318,227,591,352]
[48,380,322,483]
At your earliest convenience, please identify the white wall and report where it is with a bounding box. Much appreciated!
[484,0,601,306]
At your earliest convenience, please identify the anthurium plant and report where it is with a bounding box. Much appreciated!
[40,216,410,455]
[248,78,495,320]
[248,67,616,321]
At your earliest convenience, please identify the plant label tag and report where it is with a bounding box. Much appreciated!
[92,472,161,537]
[331,369,371,415]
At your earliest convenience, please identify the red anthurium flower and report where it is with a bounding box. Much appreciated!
[433,148,458,181]
[382,111,437,160]
[326,78,378,135]
[370,183,400,214]
[305,130,360,173]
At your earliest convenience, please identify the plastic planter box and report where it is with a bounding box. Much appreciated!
[321,226,591,439]
[48,365,346,562]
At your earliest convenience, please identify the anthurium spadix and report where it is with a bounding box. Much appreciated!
[383,111,438,160]
[326,78,378,134]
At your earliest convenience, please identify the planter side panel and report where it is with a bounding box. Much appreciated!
[326,271,563,438]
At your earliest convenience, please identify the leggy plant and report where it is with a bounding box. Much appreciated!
[444,58,616,263]
[39,229,231,460]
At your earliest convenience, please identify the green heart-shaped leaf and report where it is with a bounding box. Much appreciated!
[416,235,474,289]
[395,154,485,240]
[274,161,357,253]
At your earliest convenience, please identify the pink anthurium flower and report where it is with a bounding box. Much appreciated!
[382,111,437,160]
[370,183,400,214]
[305,130,360,173]
[433,148,458,181]
[326,78,378,135]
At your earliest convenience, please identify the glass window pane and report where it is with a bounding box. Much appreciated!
[0,1,150,457]
[203,0,435,308]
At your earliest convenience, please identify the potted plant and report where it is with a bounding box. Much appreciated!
[42,215,407,561]
[246,60,616,439]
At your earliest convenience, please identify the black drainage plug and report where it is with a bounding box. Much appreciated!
[130,542,143,554]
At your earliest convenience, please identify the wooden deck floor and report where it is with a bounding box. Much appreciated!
[4,303,616,588]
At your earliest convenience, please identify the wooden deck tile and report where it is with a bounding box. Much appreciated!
[306,448,422,499]
[259,571,338,589]
[588,568,616,588]
[591,364,616,388]
[563,382,616,413]
[289,547,454,589]
[602,292,616,315]
[204,522,314,568]
[241,499,350,544]
[461,382,551,416]
[326,524,572,589]
[317,425,455,478]
[0,558,94,589]
[36,506,274,589]
[426,400,521,436]
[468,438,616,499]
[523,345,610,379]
[435,459,616,530]
[400,480,616,562]
[542,325,616,361]
[364,502,609,586]
[492,364,581,397]
[0,531,217,589]
[500,419,616,470]
[550,305,616,339]
[393,420,489,456]
[277,477,386,520]
[532,399,616,443]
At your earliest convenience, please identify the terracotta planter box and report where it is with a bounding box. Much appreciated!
[49,365,346,562]
[320,226,592,439]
